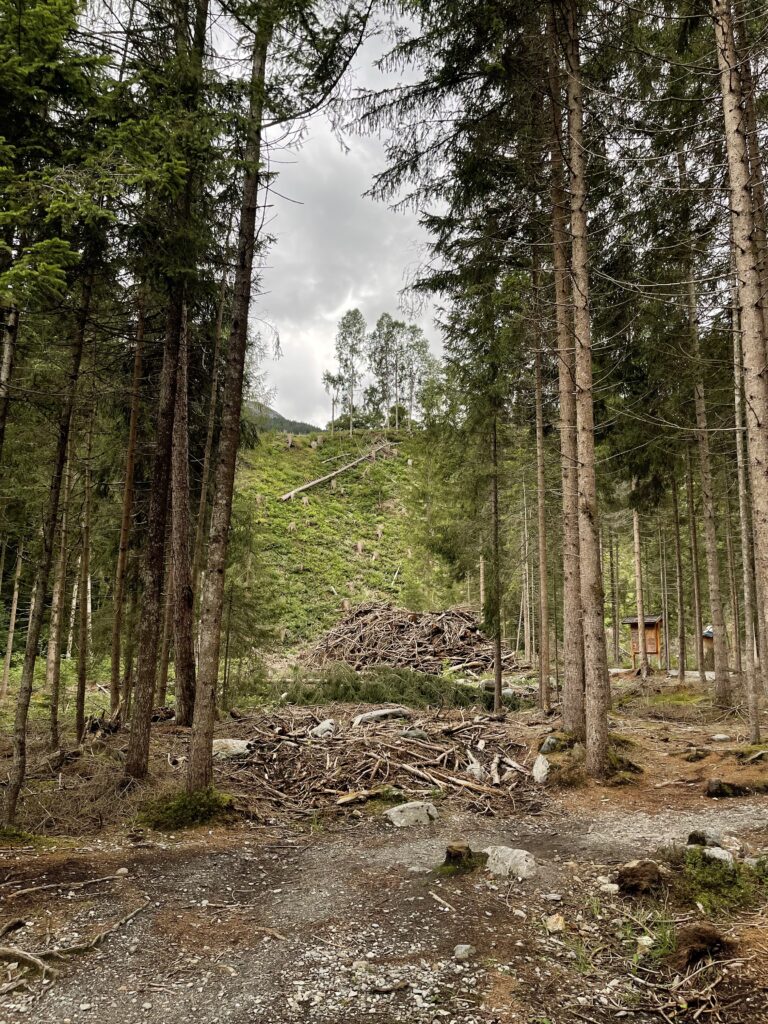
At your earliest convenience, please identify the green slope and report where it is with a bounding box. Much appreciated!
[232,430,461,648]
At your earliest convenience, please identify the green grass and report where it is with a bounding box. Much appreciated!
[675,847,767,914]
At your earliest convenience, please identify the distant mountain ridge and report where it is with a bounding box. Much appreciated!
[248,401,318,434]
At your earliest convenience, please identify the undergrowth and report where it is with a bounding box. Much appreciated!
[138,789,234,831]
[672,847,768,914]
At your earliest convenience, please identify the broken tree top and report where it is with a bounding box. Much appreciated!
[306,602,520,675]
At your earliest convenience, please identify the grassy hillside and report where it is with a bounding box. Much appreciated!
[231,429,462,648]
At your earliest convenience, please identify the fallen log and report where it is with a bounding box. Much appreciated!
[278,443,392,501]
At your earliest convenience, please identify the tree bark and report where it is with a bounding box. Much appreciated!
[660,527,670,674]
[46,452,72,750]
[110,295,144,713]
[548,4,584,738]
[171,305,196,725]
[3,262,93,825]
[0,305,18,468]
[713,0,768,656]
[76,412,93,743]
[686,449,706,685]
[610,531,620,666]
[186,18,273,792]
[1,544,23,700]
[563,0,609,775]
[490,417,503,712]
[157,565,173,708]
[672,480,686,680]
[732,286,761,740]
[535,344,550,709]
[724,493,741,676]
[632,500,649,680]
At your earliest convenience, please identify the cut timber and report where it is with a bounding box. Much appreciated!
[278,443,392,501]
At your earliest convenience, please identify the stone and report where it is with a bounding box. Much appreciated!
[687,830,723,848]
[710,734,731,742]
[484,846,537,880]
[115,867,129,876]
[211,738,252,759]
[705,778,750,798]
[310,719,336,739]
[453,944,476,961]
[539,735,561,755]
[699,846,734,866]
[352,707,412,727]
[400,727,429,740]
[383,801,438,827]
[545,913,565,934]
[617,860,663,895]
[599,883,620,895]
[532,754,550,784]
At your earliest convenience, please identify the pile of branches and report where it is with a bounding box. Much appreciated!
[307,603,522,675]
[214,705,538,820]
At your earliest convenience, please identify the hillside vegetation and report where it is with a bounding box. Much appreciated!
[232,429,463,649]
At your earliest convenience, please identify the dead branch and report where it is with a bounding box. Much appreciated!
[278,444,392,501]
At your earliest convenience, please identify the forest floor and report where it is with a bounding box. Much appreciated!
[0,674,767,1024]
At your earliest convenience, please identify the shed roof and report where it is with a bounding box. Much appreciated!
[621,615,663,626]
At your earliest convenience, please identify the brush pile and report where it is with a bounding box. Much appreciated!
[213,704,538,820]
[307,602,521,675]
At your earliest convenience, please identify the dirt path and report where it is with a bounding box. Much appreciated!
[1,792,766,1024]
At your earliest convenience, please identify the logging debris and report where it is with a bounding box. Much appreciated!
[210,705,537,821]
[306,602,522,675]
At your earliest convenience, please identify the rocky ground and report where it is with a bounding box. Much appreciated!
[0,684,767,1024]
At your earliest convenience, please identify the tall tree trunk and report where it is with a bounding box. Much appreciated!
[76,412,93,744]
[632,500,649,680]
[548,5,584,738]
[110,295,144,713]
[686,450,706,685]
[660,527,671,673]
[713,0,768,652]
[610,531,620,665]
[66,555,80,659]
[490,417,503,712]
[479,554,485,610]
[1,544,23,699]
[563,0,608,774]
[0,537,6,599]
[192,265,229,603]
[535,344,550,709]
[0,305,19,467]
[672,480,686,680]
[186,18,273,792]
[3,262,93,825]
[157,566,173,708]
[171,306,196,725]
[732,288,761,740]
[724,494,741,676]
[522,485,531,666]
[47,452,72,750]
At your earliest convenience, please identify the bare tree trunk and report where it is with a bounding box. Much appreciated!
[110,296,144,713]
[490,418,503,712]
[563,0,609,775]
[732,288,761,740]
[47,453,72,749]
[610,531,620,665]
[535,344,550,709]
[660,527,671,674]
[120,583,138,718]
[672,480,686,680]
[0,305,19,467]
[713,0,768,653]
[187,19,273,792]
[724,494,741,675]
[632,499,649,680]
[686,450,706,685]
[3,260,93,825]
[0,538,6,599]
[479,555,485,611]
[76,413,93,744]
[1,544,23,699]
[192,266,229,603]
[157,567,173,708]
[66,556,80,659]
[548,5,584,738]
[522,485,531,666]
[171,306,196,725]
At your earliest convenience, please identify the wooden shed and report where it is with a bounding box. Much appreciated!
[622,615,663,670]
[702,625,714,671]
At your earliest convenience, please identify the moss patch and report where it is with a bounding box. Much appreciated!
[139,789,235,831]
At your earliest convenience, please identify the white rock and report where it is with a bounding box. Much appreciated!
[211,738,252,759]
[545,913,565,933]
[453,944,476,961]
[310,719,336,739]
[532,754,550,784]
[710,734,731,742]
[599,883,620,895]
[383,801,438,827]
[115,867,129,876]
[484,846,537,879]
[352,707,412,727]
[700,846,734,866]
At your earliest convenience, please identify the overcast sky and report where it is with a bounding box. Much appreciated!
[257,36,437,428]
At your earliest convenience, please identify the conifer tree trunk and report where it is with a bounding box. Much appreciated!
[1,544,23,700]
[535,344,550,709]
[672,480,686,680]
[47,454,72,749]
[66,555,79,659]
[157,571,173,707]
[610,532,620,665]
[0,305,18,467]
[3,261,93,825]
[632,501,649,679]
[0,538,6,598]
[732,290,761,739]
[522,486,531,665]
[563,0,608,774]
[724,496,741,676]
[548,6,584,737]
[490,417,503,712]
[76,413,93,743]
[171,307,196,725]
[686,450,706,684]
[660,527,670,673]
[187,18,273,792]
[110,297,144,713]
[713,0,768,647]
